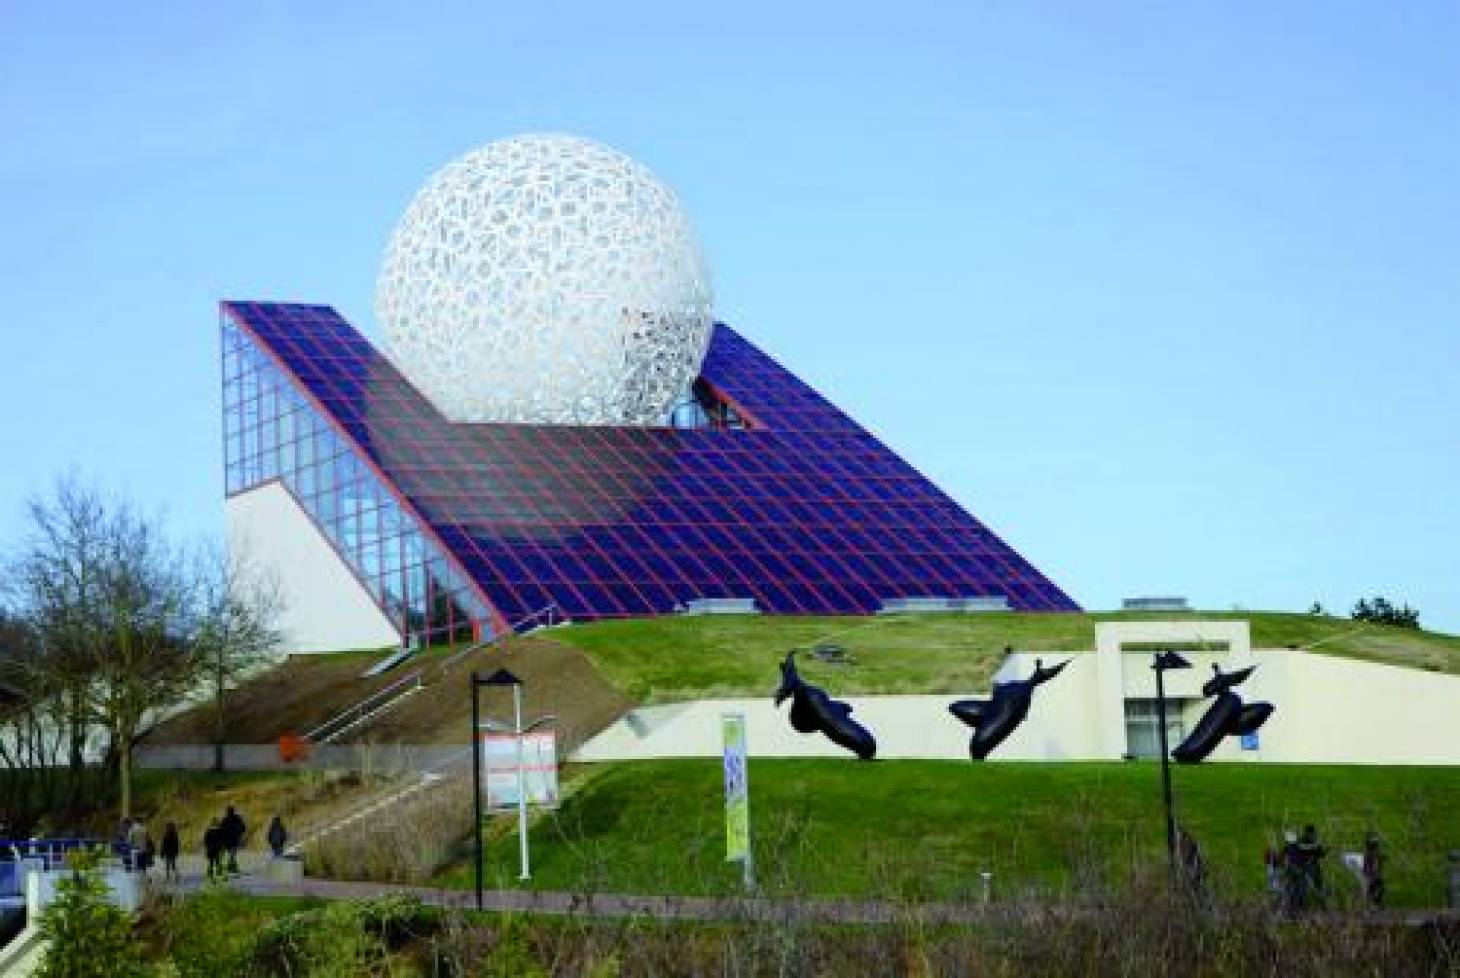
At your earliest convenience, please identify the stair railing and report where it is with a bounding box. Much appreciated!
[302,667,424,744]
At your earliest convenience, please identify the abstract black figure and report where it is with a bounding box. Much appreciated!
[949,658,1069,761]
[1171,664,1275,763]
[773,652,877,760]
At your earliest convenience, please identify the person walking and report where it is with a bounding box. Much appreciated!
[202,820,225,883]
[1362,831,1385,908]
[219,805,246,874]
[1298,824,1328,910]
[1280,829,1305,912]
[138,823,155,876]
[115,817,135,871]
[265,815,288,859]
[160,822,181,883]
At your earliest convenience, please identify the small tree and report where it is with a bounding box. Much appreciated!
[1351,595,1421,630]
[36,850,150,978]
[13,478,200,818]
[193,544,282,772]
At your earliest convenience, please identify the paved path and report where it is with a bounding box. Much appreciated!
[170,872,1460,928]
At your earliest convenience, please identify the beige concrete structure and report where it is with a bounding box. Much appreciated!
[573,621,1460,765]
[227,480,400,653]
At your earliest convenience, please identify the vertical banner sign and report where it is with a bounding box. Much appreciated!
[722,713,751,870]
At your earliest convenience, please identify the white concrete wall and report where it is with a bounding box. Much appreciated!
[1242,650,1460,765]
[573,652,1101,762]
[227,481,400,653]
[572,640,1460,765]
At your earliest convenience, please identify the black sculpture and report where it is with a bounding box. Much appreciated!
[1171,664,1274,763]
[773,652,877,760]
[948,658,1069,761]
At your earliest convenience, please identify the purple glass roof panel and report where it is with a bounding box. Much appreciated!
[222,300,1079,622]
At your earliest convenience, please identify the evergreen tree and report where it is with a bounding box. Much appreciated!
[37,851,150,978]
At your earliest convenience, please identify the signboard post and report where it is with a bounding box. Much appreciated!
[470,668,556,908]
[722,712,754,890]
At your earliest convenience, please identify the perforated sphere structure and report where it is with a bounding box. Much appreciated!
[376,134,714,425]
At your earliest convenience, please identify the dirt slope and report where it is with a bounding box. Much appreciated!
[144,635,632,751]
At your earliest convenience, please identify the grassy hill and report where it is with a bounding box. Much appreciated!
[445,758,1460,908]
[145,610,1458,754]
[550,611,1460,703]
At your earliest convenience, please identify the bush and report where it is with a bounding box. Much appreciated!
[158,888,271,978]
[36,851,150,978]
[1352,596,1421,629]
[250,895,436,976]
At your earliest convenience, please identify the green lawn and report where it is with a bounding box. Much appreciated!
[447,759,1460,908]
[550,611,1460,703]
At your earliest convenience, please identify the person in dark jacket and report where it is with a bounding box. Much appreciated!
[219,806,246,874]
[1298,823,1327,910]
[160,822,181,883]
[1362,831,1385,908]
[266,815,288,859]
[202,820,225,882]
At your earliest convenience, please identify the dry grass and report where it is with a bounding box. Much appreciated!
[106,768,406,853]
[144,635,632,751]
[308,775,477,885]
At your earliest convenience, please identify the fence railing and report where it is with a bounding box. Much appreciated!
[302,668,425,744]
[437,603,562,674]
[0,838,130,896]
[293,603,562,749]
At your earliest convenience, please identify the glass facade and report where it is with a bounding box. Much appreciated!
[1123,698,1187,759]
[221,300,1080,625]
[222,315,495,645]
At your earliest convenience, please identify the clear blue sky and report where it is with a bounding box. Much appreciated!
[2,2,1456,631]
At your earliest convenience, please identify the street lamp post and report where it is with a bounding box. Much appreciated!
[470,668,555,910]
[1151,650,1191,877]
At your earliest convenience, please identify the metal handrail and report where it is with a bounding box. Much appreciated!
[299,604,562,746]
[303,667,424,744]
[436,603,561,674]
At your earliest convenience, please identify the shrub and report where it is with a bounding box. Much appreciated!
[249,896,435,976]
[36,851,150,978]
[158,888,270,978]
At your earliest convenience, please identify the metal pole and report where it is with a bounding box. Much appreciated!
[1156,661,1176,877]
[470,673,483,912]
[742,751,755,892]
[514,683,530,881]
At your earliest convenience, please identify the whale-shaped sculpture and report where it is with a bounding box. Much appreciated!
[949,658,1069,761]
[773,652,877,760]
[1171,664,1275,763]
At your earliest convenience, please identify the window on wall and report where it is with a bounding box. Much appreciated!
[221,317,492,647]
[1123,699,1186,760]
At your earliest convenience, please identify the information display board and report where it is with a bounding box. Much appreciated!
[481,730,559,809]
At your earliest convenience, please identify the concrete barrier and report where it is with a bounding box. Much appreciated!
[135,743,466,773]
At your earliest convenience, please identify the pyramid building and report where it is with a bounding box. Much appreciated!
[223,301,1077,651]
[222,136,1077,651]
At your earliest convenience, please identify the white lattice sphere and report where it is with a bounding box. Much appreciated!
[375,134,713,425]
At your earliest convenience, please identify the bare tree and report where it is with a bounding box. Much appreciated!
[11,477,200,818]
[0,609,73,832]
[193,543,282,771]
[9,478,110,813]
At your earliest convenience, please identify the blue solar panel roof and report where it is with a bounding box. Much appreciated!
[222,300,1079,622]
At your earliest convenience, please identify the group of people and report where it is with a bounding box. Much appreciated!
[117,808,291,883]
[1265,824,1385,911]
